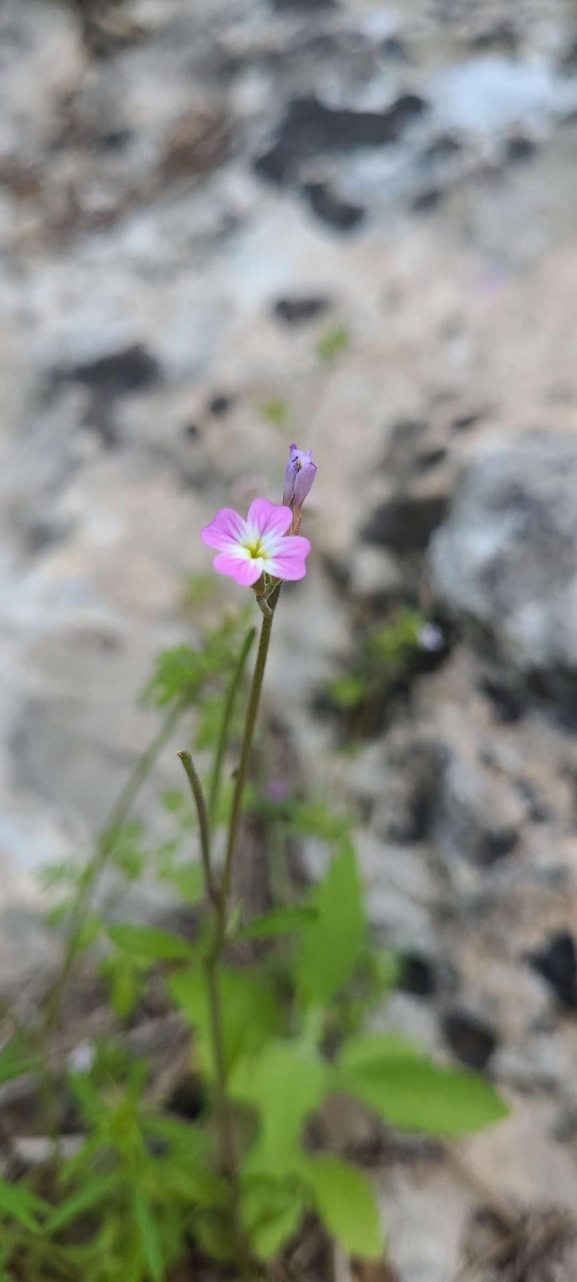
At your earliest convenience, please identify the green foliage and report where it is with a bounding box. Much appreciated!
[303,1156,383,1259]
[143,612,249,710]
[170,965,280,1077]
[143,644,206,709]
[316,323,350,363]
[259,397,289,428]
[2,591,508,1282]
[231,1040,328,1175]
[241,1175,304,1260]
[325,607,430,742]
[336,1034,509,1137]
[108,924,196,962]
[237,905,318,941]
[296,841,366,1009]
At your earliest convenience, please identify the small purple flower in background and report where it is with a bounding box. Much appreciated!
[283,443,317,529]
[266,779,292,803]
[201,498,310,586]
[67,1040,96,1074]
[418,622,445,653]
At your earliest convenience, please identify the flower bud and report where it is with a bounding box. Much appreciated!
[282,443,317,514]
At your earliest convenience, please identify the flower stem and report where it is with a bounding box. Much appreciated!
[208,627,256,828]
[219,608,275,923]
[179,605,277,1276]
[177,751,217,905]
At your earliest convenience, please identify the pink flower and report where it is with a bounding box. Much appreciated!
[201,498,310,587]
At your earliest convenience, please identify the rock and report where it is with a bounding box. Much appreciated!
[442,1010,498,1070]
[272,296,330,325]
[529,932,577,1011]
[399,952,438,998]
[431,432,577,681]
[54,345,161,401]
[301,181,366,231]
[432,751,523,868]
[207,393,234,416]
[254,93,427,185]
[362,494,448,555]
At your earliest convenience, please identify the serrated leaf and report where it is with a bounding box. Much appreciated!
[238,905,318,941]
[0,1178,47,1232]
[231,1040,328,1175]
[304,1155,382,1259]
[169,966,279,1076]
[242,1176,304,1260]
[108,924,196,962]
[46,1172,121,1234]
[132,1189,164,1282]
[296,841,366,1009]
[336,1035,509,1137]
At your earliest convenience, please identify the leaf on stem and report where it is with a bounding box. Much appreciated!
[335,1034,509,1136]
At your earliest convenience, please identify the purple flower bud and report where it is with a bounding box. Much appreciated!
[282,443,317,512]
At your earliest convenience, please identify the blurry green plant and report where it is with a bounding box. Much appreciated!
[315,323,350,364]
[259,398,290,430]
[324,607,432,741]
[0,508,505,1280]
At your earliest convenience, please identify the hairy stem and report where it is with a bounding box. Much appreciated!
[208,627,256,828]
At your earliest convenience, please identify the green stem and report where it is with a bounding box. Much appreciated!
[208,627,256,828]
[219,609,274,921]
[180,606,277,1278]
[43,699,186,1036]
[177,751,217,905]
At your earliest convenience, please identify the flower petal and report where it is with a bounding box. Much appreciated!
[213,552,263,586]
[247,499,292,543]
[268,535,311,581]
[201,508,246,552]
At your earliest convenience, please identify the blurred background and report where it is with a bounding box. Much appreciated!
[3,0,577,1275]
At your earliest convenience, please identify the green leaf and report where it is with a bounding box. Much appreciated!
[0,1038,38,1086]
[336,1035,509,1137]
[231,1040,328,1175]
[259,397,289,428]
[194,1209,237,1263]
[169,967,279,1076]
[316,323,350,363]
[296,841,365,1009]
[304,1156,382,1260]
[242,1176,304,1260]
[46,1172,121,1234]
[108,924,196,962]
[238,905,318,941]
[160,864,204,906]
[143,645,204,709]
[105,953,143,1019]
[132,1189,164,1282]
[0,1178,47,1232]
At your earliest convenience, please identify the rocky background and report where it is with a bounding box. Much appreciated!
[3,0,577,1276]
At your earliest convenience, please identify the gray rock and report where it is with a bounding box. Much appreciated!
[432,432,577,679]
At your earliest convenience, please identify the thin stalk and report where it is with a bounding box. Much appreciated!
[219,610,274,922]
[43,698,186,1036]
[179,604,278,1279]
[177,751,217,905]
[208,627,256,828]
[177,751,249,1275]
